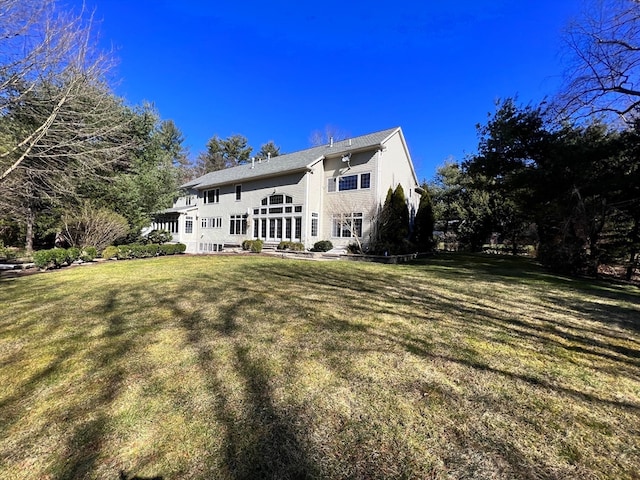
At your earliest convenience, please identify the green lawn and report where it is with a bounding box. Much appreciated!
[0,253,638,479]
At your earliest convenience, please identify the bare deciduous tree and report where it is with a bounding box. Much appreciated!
[0,0,135,251]
[59,202,129,250]
[557,0,640,121]
[308,125,350,146]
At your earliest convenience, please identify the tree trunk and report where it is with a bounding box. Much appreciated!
[25,205,34,253]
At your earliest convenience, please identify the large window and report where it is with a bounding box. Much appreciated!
[201,217,222,229]
[229,214,247,235]
[204,188,219,204]
[328,172,372,192]
[185,216,193,234]
[338,175,358,191]
[332,212,363,238]
[311,212,318,237]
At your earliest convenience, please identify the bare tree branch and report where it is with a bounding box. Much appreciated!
[555,0,640,122]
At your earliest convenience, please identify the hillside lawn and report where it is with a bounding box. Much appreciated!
[0,253,638,479]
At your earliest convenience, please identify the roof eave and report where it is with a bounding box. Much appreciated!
[194,166,313,190]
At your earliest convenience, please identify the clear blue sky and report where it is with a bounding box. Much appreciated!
[70,0,584,181]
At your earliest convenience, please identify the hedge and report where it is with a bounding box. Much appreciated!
[277,241,304,251]
[34,246,99,270]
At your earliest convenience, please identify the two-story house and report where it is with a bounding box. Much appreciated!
[151,127,420,253]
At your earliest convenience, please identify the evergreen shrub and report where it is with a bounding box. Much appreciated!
[81,246,97,262]
[102,246,118,259]
[250,239,263,253]
[311,240,333,252]
[51,248,70,267]
[33,250,54,269]
[67,247,81,263]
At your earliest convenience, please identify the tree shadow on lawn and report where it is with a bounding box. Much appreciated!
[6,255,638,479]
[165,285,320,479]
[159,258,639,473]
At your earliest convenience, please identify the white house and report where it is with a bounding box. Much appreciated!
[151,127,421,253]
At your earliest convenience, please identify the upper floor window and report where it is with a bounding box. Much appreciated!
[185,196,192,206]
[235,185,242,201]
[360,173,371,189]
[339,175,358,191]
[328,172,371,192]
[270,194,284,205]
[204,188,219,204]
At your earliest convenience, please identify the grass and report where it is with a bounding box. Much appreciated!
[0,253,638,479]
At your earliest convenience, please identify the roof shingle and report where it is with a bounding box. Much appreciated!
[183,127,399,189]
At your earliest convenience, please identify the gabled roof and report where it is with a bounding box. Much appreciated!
[183,127,400,190]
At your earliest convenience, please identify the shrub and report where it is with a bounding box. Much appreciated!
[145,244,159,256]
[288,242,304,251]
[158,244,173,255]
[242,239,252,250]
[50,248,69,267]
[81,246,97,262]
[250,239,263,253]
[146,229,173,244]
[277,241,288,250]
[277,241,304,251]
[60,203,130,251]
[33,249,54,269]
[311,240,333,252]
[175,243,186,253]
[347,242,361,254]
[67,247,81,263]
[102,246,118,259]
[116,245,132,260]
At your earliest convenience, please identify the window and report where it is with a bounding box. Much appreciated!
[311,213,318,237]
[185,196,192,206]
[269,207,283,214]
[269,194,283,205]
[254,220,259,237]
[200,243,223,252]
[235,185,242,201]
[295,217,302,239]
[328,173,371,192]
[253,208,259,215]
[294,206,302,213]
[204,188,219,204]
[285,206,292,213]
[339,175,358,191]
[360,173,371,189]
[202,217,222,229]
[286,196,293,204]
[185,216,193,234]
[332,213,363,238]
[285,218,292,239]
[229,214,247,235]
[262,198,268,206]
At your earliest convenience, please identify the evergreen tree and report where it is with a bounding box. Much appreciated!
[412,188,435,252]
[374,185,410,254]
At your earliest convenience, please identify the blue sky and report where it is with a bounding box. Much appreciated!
[71,0,584,181]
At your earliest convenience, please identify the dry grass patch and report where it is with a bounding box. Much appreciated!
[0,253,638,479]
